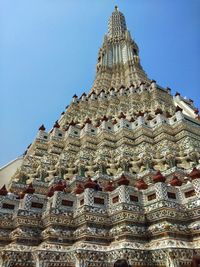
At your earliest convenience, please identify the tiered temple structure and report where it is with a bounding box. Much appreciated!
[1,6,200,267]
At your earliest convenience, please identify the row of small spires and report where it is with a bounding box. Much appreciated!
[1,167,200,198]
[70,85,194,103]
[61,83,195,117]
[38,106,199,132]
[24,106,199,155]
[74,81,156,98]
[70,80,187,98]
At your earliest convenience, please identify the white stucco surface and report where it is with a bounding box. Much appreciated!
[0,157,23,187]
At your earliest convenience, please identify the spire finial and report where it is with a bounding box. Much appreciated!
[108,6,127,38]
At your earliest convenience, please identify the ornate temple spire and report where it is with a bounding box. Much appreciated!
[91,6,149,93]
[108,6,127,38]
[2,7,200,266]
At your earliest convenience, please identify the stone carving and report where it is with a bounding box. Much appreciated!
[1,6,200,267]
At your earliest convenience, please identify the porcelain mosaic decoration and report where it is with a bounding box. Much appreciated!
[1,6,200,267]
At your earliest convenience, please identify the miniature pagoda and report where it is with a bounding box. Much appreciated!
[0,6,200,267]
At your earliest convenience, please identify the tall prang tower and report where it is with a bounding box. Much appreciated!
[1,7,200,267]
[92,6,148,93]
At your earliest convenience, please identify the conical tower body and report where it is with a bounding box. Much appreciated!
[92,6,148,93]
[1,7,200,267]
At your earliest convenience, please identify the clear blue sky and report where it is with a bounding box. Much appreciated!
[1,0,200,166]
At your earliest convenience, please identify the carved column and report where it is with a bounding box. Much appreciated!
[35,254,40,267]
[33,252,46,267]
[0,255,3,267]
[75,252,87,267]
[192,179,200,198]
[154,182,168,200]
[0,252,14,267]
[75,259,87,267]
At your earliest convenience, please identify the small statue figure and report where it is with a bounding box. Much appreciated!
[35,162,48,182]
[85,158,96,177]
[14,170,28,184]
[46,164,56,181]
[107,157,118,176]
[141,154,153,172]
[130,154,142,173]
[152,151,167,171]
[55,159,66,179]
[176,149,191,169]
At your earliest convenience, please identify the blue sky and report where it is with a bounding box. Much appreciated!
[1,0,200,166]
